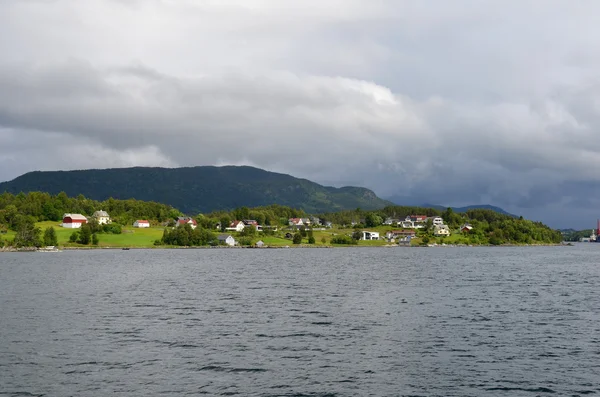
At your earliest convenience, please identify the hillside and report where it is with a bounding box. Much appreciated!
[0,166,392,214]
[422,203,518,218]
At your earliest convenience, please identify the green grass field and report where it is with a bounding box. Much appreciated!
[14,223,464,248]
[35,221,164,248]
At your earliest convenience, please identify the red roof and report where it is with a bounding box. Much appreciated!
[177,218,197,225]
[136,220,150,223]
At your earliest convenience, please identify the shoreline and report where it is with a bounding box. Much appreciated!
[0,243,568,252]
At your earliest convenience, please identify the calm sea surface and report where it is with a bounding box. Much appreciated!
[1,246,600,396]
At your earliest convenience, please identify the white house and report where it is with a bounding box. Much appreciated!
[255,240,265,248]
[133,220,150,228]
[176,217,197,229]
[93,210,110,225]
[218,234,236,246]
[226,220,245,232]
[430,216,444,226]
[434,224,451,237]
[62,213,88,228]
[361,231,380,240]
[289,218,304,227]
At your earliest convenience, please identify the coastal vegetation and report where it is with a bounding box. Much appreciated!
[0,191,562,249]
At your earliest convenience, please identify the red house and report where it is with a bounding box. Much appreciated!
[62,213,88,229]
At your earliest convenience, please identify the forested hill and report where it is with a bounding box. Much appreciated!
[0,166,392,214]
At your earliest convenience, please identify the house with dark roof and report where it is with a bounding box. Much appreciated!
[218,234,236,246]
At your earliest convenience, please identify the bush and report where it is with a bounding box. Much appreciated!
[153,239,162,246]
[321,236,327,244]
[102,223,122,234]
[69,231,78,243]
[92,233,99,245]
[292,233,303,244]
[330,235,358,245]
[237,236,253,246]
[308,236,315,244]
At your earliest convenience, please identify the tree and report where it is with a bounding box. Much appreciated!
[14,219,42,247]
[69,231,78,243]
[292,233,302,244]
[92,233,99,245]
[78,224,92,245]
[43,227,58,246]
[352,230,362,241]
[365,213,382,227]
[220,216,230,232]
[423,218,434,233]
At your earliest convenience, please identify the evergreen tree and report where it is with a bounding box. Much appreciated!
[92,233,99,245]
[78,224,92,245]
[43,227,58,246]
[292,233,302,244]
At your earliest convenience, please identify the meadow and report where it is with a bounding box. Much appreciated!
[14,222,469,248]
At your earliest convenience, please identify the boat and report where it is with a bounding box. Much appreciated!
[38,246,61,252]
[122,248,130,250]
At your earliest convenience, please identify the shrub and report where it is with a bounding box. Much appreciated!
[308,236,315,244]
[292,233,303,244]
[330,235,357,245]
[102,223,122,234]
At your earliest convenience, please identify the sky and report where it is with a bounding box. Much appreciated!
[1,0,600,229]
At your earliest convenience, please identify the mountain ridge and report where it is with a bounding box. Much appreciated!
[422,203,518,218]
[0,165,393,214]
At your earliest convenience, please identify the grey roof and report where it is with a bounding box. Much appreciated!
[93,210,109,217]
[217,234,233,241]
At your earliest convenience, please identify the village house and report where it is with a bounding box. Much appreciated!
[288,218,304,227]
[310,216,321,226]
[408,215,428,223]
[361,231,380,240]
[61,213,88,228]
[301,218,311,226]
[434,224,451,237]
[399,215,429,229]
[133,220,150,228]
[217,234,236,246]
[385,230,416,240]
[176,217,197,229]
[429,216,444,226]
[226,220,245,232]
[255,240,265,248]
[460,223,473,233]
[92,210,111,225]
[243,220,262,231]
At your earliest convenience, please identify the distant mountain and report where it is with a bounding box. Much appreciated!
[0,166,393,215]
[385,197,518,217]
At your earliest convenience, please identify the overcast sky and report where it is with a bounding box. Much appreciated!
[1,0,599,228]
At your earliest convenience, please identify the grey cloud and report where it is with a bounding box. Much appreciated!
[2,0,600,228]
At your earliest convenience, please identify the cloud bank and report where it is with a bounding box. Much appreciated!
[1,0,600,228]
